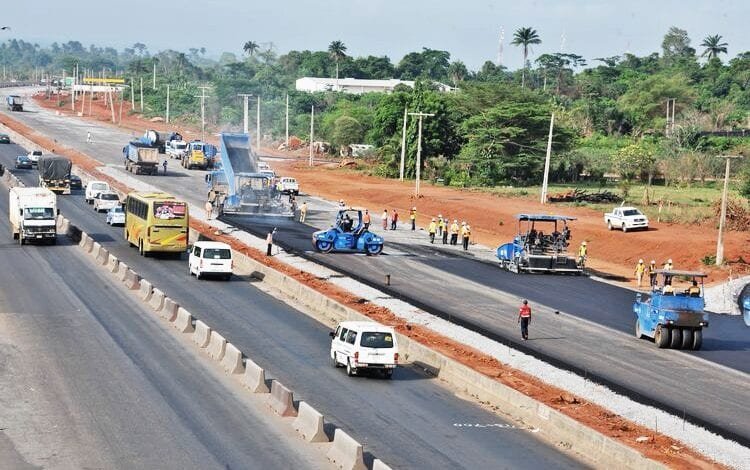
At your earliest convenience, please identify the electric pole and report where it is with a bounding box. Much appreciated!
[139,76,144,112]
[194,86,210,142]
[716,155,742,265]
[165,84,170,123]
[152,61,156,90]
[256,95,261,145]
[399,106,408,181]
[540,113,555,204]
[408,111,435,197]
[237,93,253,135]
[309,105,315,166]
[285,93,289,148]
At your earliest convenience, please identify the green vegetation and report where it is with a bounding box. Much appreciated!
[1,29,750,197]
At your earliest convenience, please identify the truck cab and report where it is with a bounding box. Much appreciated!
[9,187,57,245]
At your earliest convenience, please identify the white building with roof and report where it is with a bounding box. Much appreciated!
[295,77,454,94]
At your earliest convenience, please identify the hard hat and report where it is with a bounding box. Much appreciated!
[454,219,458,223]
[412,206,416,210]
[582,241,587,245]
[466,225,471,229]
[639,259,643,263]
[668,258,672,264]
[461,221,466,225]
[438,214,442,218]
[651,260,656,264]
[431,217,435,221]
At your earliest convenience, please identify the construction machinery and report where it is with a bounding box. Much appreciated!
[206,133,292,217]
[496,214,581,274]
[123,141,160,175]
[633,270,709,350]
[6,95,23,111]
[312,208,384,255]
[182,140,215,170]
[37,155,72,194]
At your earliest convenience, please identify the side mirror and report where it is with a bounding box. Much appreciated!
[329,332,335,338]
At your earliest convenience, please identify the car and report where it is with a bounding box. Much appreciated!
[275,176,299,195]
[189,241,233,280]
[329,321,399,378]
[28,150,42,166]
[93,191,121,212]
[69,174,83,190]
[85,180,111,203]
[106,206,125,225]
[15,155,32,169]
[0,133,10,144]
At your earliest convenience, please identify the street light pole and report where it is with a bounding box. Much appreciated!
[309,105,315,166]
[716,155,742,265]
[408,111,435,197]
[540,112,555,204]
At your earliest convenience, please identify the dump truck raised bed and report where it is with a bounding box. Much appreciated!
[37,155,72,194]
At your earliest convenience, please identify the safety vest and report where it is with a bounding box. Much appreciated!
[450,223,459,234]
[410,210,416,220]
[635,263,645,274]
[438,219,445,229]
[519,305,531,318]
[428,222,437,233]
[462,226,471,237]
[579,245,587,257]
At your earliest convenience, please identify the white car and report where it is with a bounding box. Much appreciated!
[85,180,111,203]
[28,150,42,166]
[604,206,649,232]
[93,191,121,212]
[106,206,125,225]
[189,241,233,280]
[329,321,399,378]
[275,177,299,195]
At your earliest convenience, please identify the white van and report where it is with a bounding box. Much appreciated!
[85,180,111,204]
[189,241,233,280]
[329,321,399,378]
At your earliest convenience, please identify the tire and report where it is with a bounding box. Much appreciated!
[138,240,145,257]
[19,233,24,245]
[366,243,383,256]
[196,269,202,280]
[346,359,355,377]
[188,264,193,276]
[224,274,232,281]
[669,327,682,349]
[383,369,394,379]
[681,328,694,350]
[607,221,613,230]
[622,223,627,233]
[330,352,339,368]
[654,325,670,348]
[635,319,645,339]
[315,240,333,253]
[692,329,703,350]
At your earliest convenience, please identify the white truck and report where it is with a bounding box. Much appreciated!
[165,140,188,159]
[275,177,299,195]
[9,187,57,245]
[604,206,649,232]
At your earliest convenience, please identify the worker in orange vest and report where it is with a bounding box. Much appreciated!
[363,209,371,230]
[518,299,532,340]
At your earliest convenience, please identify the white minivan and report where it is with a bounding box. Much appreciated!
[189,241,233,280]
[329,321,399,378]
[85,180,111,204]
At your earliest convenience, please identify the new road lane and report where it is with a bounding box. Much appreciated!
[0,147,588,469]
[1,96,748,444]
[0,177,327,468]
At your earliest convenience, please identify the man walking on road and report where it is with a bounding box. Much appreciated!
[381,209,388,230]
[205,200,213,220]
[428,218,437,243]
[86,131,93,144]
[634,259,646,288]
[437,215,444,238]
[518,299,532,340]
[577,241,587,268]
[363,209,371,230]
[266,228,276,256]
[450,219,459,246]
[299,201,308,222]
[391,209,398,230]
[162,159,168,175]
[410,207,417,230]
[648,260,658,287]
[442,216,449,244]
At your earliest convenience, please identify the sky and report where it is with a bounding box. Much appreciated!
[3,0,749,71]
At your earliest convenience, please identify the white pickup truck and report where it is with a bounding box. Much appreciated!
[604,206,649,232]
[275,176,299,195]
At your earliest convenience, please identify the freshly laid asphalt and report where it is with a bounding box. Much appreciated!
[0,143,587,470]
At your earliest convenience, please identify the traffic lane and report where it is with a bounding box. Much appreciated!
[226,215,750,442]
[0,186,321,469]
[30,171,586,469]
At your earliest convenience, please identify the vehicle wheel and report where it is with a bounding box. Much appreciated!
[346,359,355,377]
[315,240,333,253]
[196,269,202,280]
[383,369,394,379]
[692,329,703,351]
[330,352,339,368]
[622,223,628,233]
[607,221,613,230]
[669,327,682,349]
[635,319,645,339]
[681,328,694,350]
[224,274,232,281]
[188,264,193,276]
[366,243,383,255]
[654,325,670,348]
[19,233,24,245]
[138,240,145,257]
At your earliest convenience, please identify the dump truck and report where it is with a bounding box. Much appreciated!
[123,142,160,175]
[37,155,72,194]
[6,95,24,111]
[9,186,57,245]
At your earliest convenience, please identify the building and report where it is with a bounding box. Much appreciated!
[295,77,455,94]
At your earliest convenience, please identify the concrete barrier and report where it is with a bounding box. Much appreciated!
[148,288,165,311]
[80,233,94,253]
[160,297,179,321]
[95,245,109,265]
[241,358,269,393]
[91,241,102,258]
[327,429,366,470]
[268,380,297,417]
[206,331,227,361]
[122,269,140,290]
[117,261,130,281]
[59,217,70,235]
[138,279,153,301]
[221,343,244,374]
[192,320,211,348]
[372,459,392,470]
[106,253,119,273]
[173,307,194,333]
[292,402,328,443]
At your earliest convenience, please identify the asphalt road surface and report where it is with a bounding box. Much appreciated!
[0,176,329,469]
[0,144,587,469]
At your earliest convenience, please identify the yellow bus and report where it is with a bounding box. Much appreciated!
[124,192,189,255]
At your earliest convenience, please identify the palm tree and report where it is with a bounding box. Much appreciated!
[700,35,728,59]
[510,27,541,88]
[328,40,348,89]
[243,41,259,57]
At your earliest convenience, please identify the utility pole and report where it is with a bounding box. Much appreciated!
[540,113,555,204]
[152,61,156,90]
[256,95,261,144]
[285,93,289,148]
[194,86,210,142]
[399,106,408,181]
[408,111,435,197]
[309,105,315,166]
[165,84,170,123]
[237,93,253,134]
[716,155,742,265]
[130,76,135,109]
[139,76,144,112]
[665,98,676,137]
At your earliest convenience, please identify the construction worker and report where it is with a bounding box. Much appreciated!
[517,299,532,340]
[437,214,444,238]
[381,209,389,230]
[86,131,92,143]
[266,228,276,256]
[204,200,213,220]
[450,219,460,245]
[338,199,346,209]
[663,259,673,285]
[428,218,437,243]
[410,207,417,231]
[162,159,168,175]
[634,259,646,288]
[648,260,658,287]
[461,223,471,251]
[442,216,449,244]
[299,201,308,223]
[363,209,371,230]
[687,280,701,297]
[391,209,398,230]
[577,241,587,267]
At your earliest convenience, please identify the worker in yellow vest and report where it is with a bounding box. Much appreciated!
[461,223,471,251]
[634,259,646,288]
[449,220,460,246]
[410,207,417,231]
[577,241,587,267]
[428,218,437,244]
